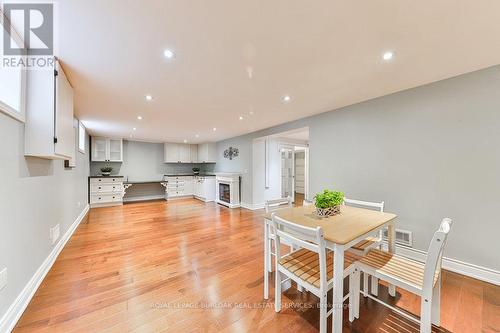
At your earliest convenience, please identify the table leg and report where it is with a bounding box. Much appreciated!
[332,245,344,333]
[387,221,396,297]
[264,219,269,299]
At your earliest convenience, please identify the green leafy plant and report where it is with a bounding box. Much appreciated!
[100,167,113,173]
[192,167,200,173]
[314,190,344,209]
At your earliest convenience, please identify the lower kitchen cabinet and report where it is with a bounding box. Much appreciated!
[165,176,194,198]
[89,177,124,207]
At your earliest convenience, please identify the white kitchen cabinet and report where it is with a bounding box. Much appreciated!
[64,124,77,168]
[89,177,124,207]
[194,176,216,202]
[164,143,179,163]
[190,144,198,163]
[179,144,191,163]
[25,59,74,159]
[166,176,194,198]
[91,137,123,162]
[164,143,194,163]
[198,142,217,163]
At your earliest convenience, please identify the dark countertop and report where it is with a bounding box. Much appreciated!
[89,175,124,178]
[164,173,216,177]
[124,180,165,184]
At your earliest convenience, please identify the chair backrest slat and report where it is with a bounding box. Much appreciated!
[271,213,328,290]
[422,218,453,294]
[265,196,292,213]
[344,197,384,212]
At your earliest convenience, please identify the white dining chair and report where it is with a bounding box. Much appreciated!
[353,218,453,333]
[344,197,385,297]
[271,213,359,333]
[263,197,296,299]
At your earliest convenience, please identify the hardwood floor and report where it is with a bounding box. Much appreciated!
[14,199,499,332]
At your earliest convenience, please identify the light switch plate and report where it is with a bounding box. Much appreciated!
[0,268,7,290]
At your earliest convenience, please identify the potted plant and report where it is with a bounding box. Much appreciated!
[100,167,113,176]
[314,189,344,217]
[192,167,200,175]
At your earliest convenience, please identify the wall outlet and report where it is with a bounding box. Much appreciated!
[50,224,60,245]
[0,268,7,290]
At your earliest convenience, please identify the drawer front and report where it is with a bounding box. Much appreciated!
[90,177,123,185]
[91,184,122,193]
[91,194,122,204]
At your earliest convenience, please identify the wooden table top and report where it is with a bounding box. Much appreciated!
[264,205,397,245]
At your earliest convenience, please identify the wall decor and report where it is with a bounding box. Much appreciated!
[223,147,239,160]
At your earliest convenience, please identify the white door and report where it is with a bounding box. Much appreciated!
[108,139,123,162]
[92,137,107,161]
[280,145,295,201]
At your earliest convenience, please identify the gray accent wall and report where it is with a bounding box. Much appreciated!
[0,114,90,320]
[216,65,500,271]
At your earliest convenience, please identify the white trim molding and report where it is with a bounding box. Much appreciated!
[0,205,90,333]
[241,202,265,211]
[382,242,500,286]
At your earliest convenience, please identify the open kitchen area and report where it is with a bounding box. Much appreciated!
[88,138,241,208]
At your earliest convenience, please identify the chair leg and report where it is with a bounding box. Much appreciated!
[275,270,282,312]
[371,276,379,296]
[363,272,368,297]
[353,269,360,319]
[349,272,359,323]
[432,275,441,326]
[319,293,328,333]
[420,296,432,333]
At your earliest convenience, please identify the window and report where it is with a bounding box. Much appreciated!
[0,12,26,122]
[78,121,86,153]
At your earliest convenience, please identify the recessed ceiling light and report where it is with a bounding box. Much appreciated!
[137,116,143,120]
[239,116,244,120]
[163,49,175,59]
[283,95,291,102]
[133,127,136,131]
[383,51,394,61]
[213,127,217,131]
[183,139,188,143]
[195,134,200,138]
[145,95,153,101]
[249,111,254,115]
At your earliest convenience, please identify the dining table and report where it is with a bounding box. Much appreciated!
[263,204,398,333]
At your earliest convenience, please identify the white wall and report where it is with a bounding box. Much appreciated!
[0,114,90,325]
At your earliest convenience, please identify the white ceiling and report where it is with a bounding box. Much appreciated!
[58,0,500,143]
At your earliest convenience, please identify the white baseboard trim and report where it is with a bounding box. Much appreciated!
[382,242,500,286]
[123,195,166,203]
[0,204,90,333]
[240,202,265,210]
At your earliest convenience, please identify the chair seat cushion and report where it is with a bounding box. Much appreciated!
[352,236,381,252]
[278,248,360,288]
[358,249,439,290]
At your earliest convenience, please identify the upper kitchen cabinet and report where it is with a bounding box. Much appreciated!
[190,144,198,163]
[25,59,75,159]
[164,143,193,163]
[198,142,217,163]
[91,137,123,162]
